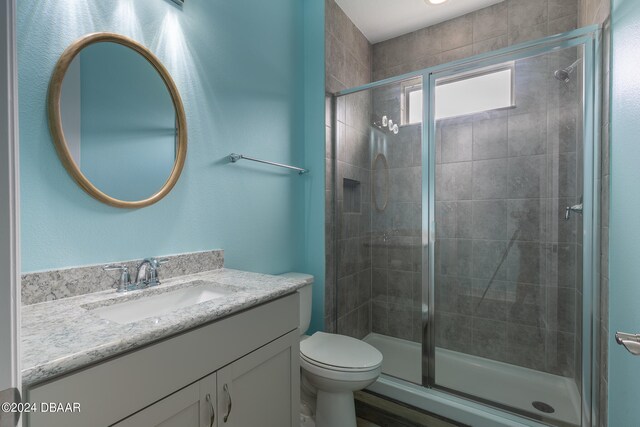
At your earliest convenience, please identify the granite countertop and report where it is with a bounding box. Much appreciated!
[21,268,312,387]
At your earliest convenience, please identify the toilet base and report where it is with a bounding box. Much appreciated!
[314,390,356,427]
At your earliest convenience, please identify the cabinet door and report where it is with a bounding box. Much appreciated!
[217,331,299,427]
[113,373,217,427]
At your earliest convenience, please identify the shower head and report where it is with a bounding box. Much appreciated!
[554,68,572,83]
[554,58,582,83]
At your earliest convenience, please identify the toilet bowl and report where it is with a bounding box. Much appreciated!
[300,332,382,427]
[278,273,383,427]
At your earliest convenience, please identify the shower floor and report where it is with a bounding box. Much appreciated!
[363,333,581,426]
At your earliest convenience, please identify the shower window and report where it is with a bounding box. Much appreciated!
[401,63,515,124]
[401,79,423,125]
[435,63,514,119]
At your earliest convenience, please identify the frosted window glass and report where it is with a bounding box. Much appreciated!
[408,90,423,124]
[435,68,513,119]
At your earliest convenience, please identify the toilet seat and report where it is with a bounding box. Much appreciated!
[300,353,379,373]
[300,332,383,372]
[300,354,381,383]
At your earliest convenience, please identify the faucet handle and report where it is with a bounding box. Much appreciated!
[103,264,131,292]
[145,258,169,287]
[150,257,169,268]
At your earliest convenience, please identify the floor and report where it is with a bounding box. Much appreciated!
[363,333,581,426]
[355,391,462,427]
[356,418,380,427]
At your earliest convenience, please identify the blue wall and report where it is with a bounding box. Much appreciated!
[18,0,324,288]
[19,0,325,329]
[303,0,325,333]
[80,42,175,201]
[609,0,640,424]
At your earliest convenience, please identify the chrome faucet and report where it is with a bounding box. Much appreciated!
[104,257,168,293]
[135,258,168,288]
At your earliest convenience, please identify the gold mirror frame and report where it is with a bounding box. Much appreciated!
[47,32,187,209]
[372,153,389,212]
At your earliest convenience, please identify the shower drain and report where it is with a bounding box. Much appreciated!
[532,401,555,414]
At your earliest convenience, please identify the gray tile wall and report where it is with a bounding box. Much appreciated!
[580,0,611,27]
[431,47,583,377]
[369,84,423,342]
[326,0,609,421]
[334,91,374,339]
[364,0,581,377]
[372,0,579,81]
[367,1,584,360]
[325,0,373,337]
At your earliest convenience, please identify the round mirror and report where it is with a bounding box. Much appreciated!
[373,153,389,212]
[48,33,187,208]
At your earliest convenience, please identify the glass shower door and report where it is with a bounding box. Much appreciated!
[428,44,588,427]
[334,78,425,385]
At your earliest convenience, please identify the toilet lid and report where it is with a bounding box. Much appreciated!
[300,332,383,370]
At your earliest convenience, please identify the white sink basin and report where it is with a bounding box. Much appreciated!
[90,282,237,324]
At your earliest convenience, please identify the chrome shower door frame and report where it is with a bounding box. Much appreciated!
[422,28,601,427]
[333,24,602,427]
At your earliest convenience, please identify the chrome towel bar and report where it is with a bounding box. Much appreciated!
[229,153,308,175]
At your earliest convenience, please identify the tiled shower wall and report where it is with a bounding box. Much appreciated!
[432,49,583,377]
[368,1,582,361]
[324,0,372,336]
[326,0,609,382]
[372,0,580,81]
[369,98,423,342]
[579,0,611,425]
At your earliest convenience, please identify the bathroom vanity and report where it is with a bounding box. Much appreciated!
[21,267,310,427]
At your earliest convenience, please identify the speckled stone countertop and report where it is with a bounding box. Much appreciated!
[21,269,312,387]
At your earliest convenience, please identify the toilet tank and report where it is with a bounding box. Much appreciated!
[278,273,313,335]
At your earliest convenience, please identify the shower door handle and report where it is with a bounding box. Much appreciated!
[615,331,640,355]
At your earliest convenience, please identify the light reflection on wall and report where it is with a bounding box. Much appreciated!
[19,0,314,291]
[20,0,96,49]
[151,9,209,128]
[154,12,188,80]
[114,0,143,42]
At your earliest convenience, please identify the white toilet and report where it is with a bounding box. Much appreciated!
[287,274,383,427]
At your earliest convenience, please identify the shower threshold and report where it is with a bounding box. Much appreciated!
[363,333,581,427]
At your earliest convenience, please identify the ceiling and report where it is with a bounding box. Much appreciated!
[335,0,506,44]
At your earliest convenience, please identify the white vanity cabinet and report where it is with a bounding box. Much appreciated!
[26,293,300,427]
[113,373,217,427]
[216,333,296,426]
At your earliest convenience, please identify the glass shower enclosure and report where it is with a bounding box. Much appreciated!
[332,26,600,427]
